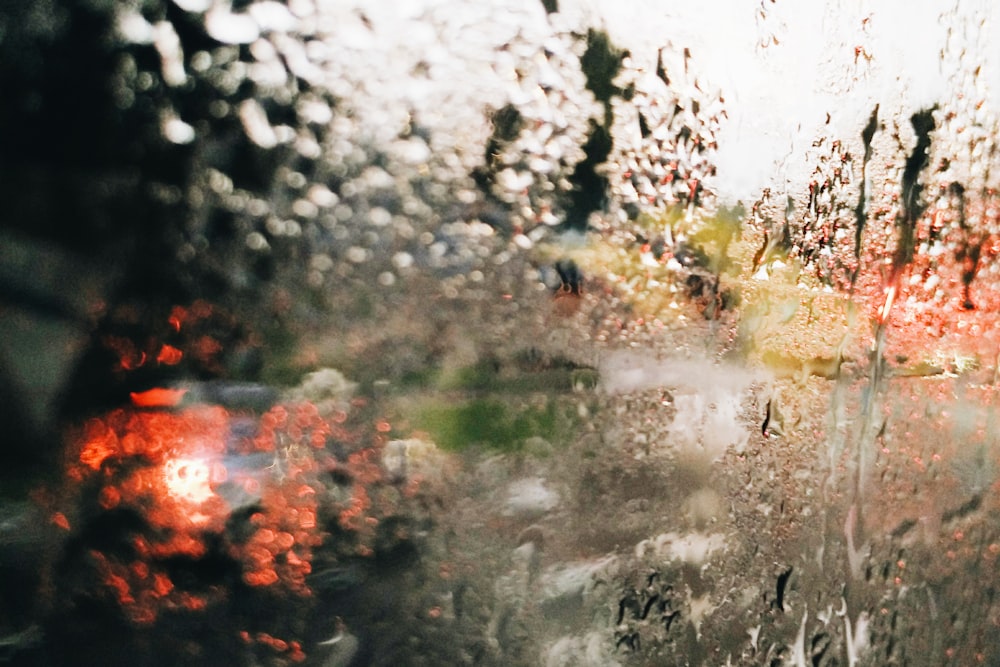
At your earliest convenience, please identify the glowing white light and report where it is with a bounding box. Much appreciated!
[163,458,214,504]
[172,0,212,13]
[205,8,260,45]
[239,99,278,148]
[153,21,187,87]
[117,11,154,44]
[162,115,196,144]
[248,1,297,33]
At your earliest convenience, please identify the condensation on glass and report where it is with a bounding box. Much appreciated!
[0,1,998,665]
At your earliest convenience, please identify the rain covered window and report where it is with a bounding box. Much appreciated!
[1,1,1000,665]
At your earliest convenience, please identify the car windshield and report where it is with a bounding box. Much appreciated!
[1,1,999,665]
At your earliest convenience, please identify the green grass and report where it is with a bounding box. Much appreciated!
[412,397,567,451]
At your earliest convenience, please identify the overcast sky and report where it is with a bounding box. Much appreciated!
[581,0,1000,201]
[322,0,999,204]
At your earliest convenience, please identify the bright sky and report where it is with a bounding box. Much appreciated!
[320,0,999,204]
[584,0,1000,201]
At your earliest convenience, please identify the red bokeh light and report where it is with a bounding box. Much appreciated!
[52,386,406,664]
[156,344,184,365]
[129,387,188,408]
[46,302,424,663]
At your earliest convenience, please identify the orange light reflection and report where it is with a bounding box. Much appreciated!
[58,395,404,664]
[130,387,188,408]
[156,344,184,365]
